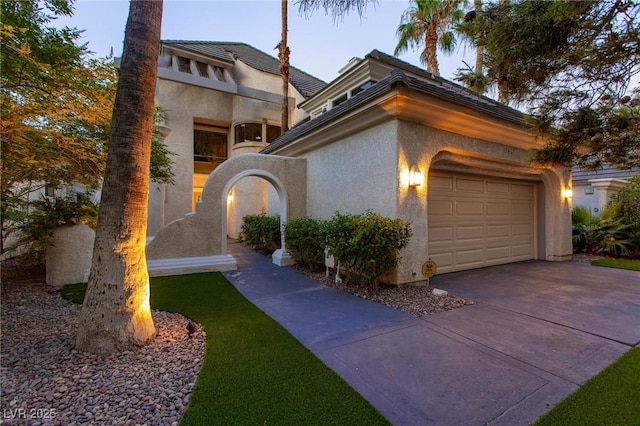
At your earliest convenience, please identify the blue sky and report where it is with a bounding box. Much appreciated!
[56,0,475,84]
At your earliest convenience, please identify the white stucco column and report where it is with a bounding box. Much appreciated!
[588,178,629,210]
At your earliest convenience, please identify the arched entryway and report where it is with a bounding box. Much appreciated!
[146,154,307,276]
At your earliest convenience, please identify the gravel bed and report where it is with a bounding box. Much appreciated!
[294,267,475,316]
[0,281,205,426]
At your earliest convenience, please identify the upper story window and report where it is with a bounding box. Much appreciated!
[194,124,228,174]
[351,80,375,97]
[195,61,209,77]
[234,122,281,144]
[172,55,228,82]
[332,93,348,108]
[177,56,191,73]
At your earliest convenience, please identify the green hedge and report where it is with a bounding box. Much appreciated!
[283,217,325,270]
[281,212,412,289]
[240,213,281,254]
[324,212,412,289]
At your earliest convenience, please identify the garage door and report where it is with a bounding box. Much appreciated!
[428,171,535,274]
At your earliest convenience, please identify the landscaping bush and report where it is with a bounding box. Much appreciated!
[16,193,98,256]
[611,176,640,255]
[324,211,412,290]
[240,213,281,254]
[284,217,325,270]
[572,204,630,256]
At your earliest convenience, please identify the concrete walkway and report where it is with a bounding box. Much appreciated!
[223,243,639,425]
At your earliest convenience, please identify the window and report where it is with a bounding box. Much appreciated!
[234,122,281,144]
[177,56,191,73]
[266,125,281,143]
[332,93,348,108]
[194,125,228,174]
[351,80,376,97]
[195,61,209,77]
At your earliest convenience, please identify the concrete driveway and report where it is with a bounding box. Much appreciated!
[225,247,640,425]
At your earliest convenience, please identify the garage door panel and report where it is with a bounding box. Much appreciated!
[512,244,533,257]
[512,201,533,216]
[428,171,534,273]
[457,249,485,266]
[456,178,484,192]
[511,184,533,197]
[486,247,511,261]
[512,223,532,237]
[430,199,454,215]
[486,202,510,216]
[430,226,454,242]
[456,226,484,241]
[486,181,510,194]
[487,225,510,238]
[456,201,484,215]
[430,175,453,190]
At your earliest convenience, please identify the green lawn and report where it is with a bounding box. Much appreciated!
[534,348,640,426]
[62,273,389,425]
[591,258,640,271]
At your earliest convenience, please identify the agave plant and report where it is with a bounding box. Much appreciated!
[572,203,630,256]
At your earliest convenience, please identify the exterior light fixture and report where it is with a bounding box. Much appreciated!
[409,166,423,187]
[227,193,233,203]
[562,188,572,199]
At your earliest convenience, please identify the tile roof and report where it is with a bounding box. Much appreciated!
[262,53,529,154]
[161,40,327,98]
[367,50,524,124]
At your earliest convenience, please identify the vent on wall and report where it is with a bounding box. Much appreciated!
[584,187,595,194]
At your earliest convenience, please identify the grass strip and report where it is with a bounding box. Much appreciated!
[591,258,640,271]
[62,273,389,425]
[534,348,640,426]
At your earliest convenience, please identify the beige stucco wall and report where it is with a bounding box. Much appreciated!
[147,154,306,260]
[302,121,399,219]
[150,79,234,236]
[232,60,308,125]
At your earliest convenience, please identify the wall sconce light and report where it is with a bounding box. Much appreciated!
[562,188,572,199]
[409,166,423,187]
[227,193,233,203]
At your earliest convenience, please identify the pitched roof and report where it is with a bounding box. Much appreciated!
[366,50,524,124]
[161,40,327,98]
[262,54,528,154]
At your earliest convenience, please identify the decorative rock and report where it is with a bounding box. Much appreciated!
[1,281,205,425]
[432,288,449,297]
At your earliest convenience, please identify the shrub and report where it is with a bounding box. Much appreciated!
[611,176,640,254]
[240,213,281,254]
[572,204,630,256]
[284,217,325,270]
[17,193,98,255]
[324,211,412,290]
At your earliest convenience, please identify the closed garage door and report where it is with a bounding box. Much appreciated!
[428,171,535,273]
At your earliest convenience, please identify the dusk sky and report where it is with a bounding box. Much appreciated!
[56,0,476,85]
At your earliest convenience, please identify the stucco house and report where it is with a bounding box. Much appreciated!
[146,44,573,285]
[148,40,326,238]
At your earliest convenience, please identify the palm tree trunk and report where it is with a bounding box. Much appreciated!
[425,23,440,76]
[76,0,163,356]
[474,0,483,74]
[279,0,290,134]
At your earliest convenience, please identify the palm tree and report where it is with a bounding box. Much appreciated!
[394,0,466,76]
[76,0,163,356]
[455,0,491,95]
[278,0,290,134]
